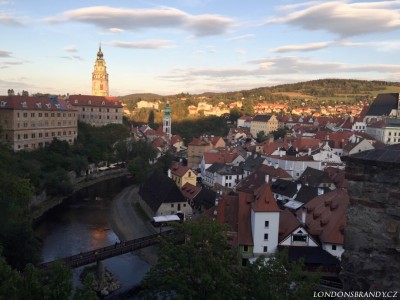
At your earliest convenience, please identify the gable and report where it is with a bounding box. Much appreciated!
[139,171,186,212]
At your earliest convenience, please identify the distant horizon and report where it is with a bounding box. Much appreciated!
[3,77,400,98]
[1,1,400,96]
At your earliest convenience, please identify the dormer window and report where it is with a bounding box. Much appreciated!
[102,101,105,105]
[21,102,27,108]
[36,102,42,108]
[74,99,78,104]
[46,103,51,109]
[88,100,91,105]
[55,104,61,109]
[0,101,6,108]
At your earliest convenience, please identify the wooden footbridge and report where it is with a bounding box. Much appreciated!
[38,230,174,269]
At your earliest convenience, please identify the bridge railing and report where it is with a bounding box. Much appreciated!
[38,230,174,269]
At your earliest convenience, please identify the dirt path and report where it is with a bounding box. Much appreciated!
[109,185,158,265]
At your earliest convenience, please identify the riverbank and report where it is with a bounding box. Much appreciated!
[31,169,130,224]
[109,185,158,266]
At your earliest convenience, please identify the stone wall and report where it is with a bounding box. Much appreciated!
[341,149,400,291]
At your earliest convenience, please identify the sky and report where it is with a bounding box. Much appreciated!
[1,0,400,96]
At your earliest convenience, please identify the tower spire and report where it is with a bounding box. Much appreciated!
[92,44,108,96]
[163,100,172,138]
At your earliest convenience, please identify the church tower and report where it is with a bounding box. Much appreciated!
[92,45,109,96]
[163,101,172,138]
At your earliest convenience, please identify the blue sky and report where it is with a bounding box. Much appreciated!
[1,0,400,96]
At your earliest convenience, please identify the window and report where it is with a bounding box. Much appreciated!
[23,113,28,118]
[263,246,268,253]
[264,233,269,240]
[265,221,269,227]
[31,113,35,117]
[293,234,307,243]
[243,245,248,252]
[171,204,174,208]
[332,245,337,250]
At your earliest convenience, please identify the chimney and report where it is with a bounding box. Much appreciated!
[265,174,270,183]
[301,206,307,225]
[318,187,324,195]
[274,163,279,169]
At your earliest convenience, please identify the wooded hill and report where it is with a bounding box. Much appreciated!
[120,79,400,104]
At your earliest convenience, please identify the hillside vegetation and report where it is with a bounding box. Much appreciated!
[121,79,400,104]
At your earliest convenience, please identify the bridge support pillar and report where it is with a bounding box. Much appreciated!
[96,260,105,289]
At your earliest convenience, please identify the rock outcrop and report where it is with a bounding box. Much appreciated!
[341,147,400,291]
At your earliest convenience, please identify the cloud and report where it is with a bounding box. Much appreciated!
[109,27,124,33]
[270,41,331,53]
[109,40,175,49]
[0,49,13,57]
[235,49,246,55]
[44,6,234,37]
[158,56,400,86]
[63,45,78,52]
[0,60,26,68]
[227,34,255,42]
[337,40,400,52]
[267,1,400,38]
[0,12,23,26]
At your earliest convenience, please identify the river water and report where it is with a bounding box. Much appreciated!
[34,196,150,298]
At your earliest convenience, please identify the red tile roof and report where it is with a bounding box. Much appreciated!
[217,194,239,233]
[279,209,301,243]
[297,188,349,245]
[170,163,191,177]
[252,183,280,213]
[68,94,122,108]
[237,192,254,246]
[0,95,76,111]
[181,182,201,200]
[203,151,240,164]
[236,164,292,193]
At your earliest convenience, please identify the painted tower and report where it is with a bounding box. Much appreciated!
[163,101,172,138]
[92,45,109,96]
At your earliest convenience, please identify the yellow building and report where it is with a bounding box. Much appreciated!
[92,45,109,97]
[169,164,197,188]
[0,95,78,151]
[68,94,123,127]
[250,114,278,137]
[187,135,225,169]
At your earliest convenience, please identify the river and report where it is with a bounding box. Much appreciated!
[34,195,150,299]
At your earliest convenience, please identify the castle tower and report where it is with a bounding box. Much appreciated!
[163,101,172,138]
[92,45,109,96]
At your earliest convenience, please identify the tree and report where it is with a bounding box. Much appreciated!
[239,251,319,300]
[256,130,267,142]
[140,218,240,299]
[0,174,40,269]
[271,128,287,140]
[140,218,319,300]
[73,272,98,300]
[148,110,155,128]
